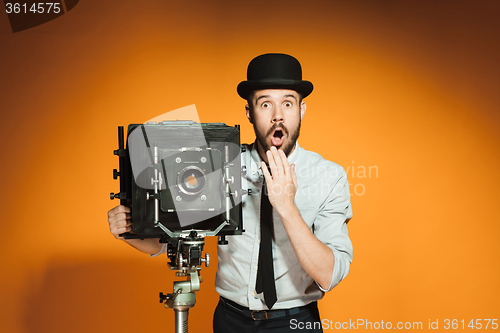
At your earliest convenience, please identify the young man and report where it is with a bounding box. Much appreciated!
[108,53,353,332]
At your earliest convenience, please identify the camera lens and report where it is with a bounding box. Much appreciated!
[177,166,206,195]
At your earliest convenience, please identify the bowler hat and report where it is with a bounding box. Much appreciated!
[237,53,313,100]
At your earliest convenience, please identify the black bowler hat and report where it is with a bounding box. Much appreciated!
[237,53,314,100]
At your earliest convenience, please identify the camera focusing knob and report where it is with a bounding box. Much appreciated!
[113,148,126,157]
[146,192,160,200]
[110,192,125,200]
[201,253,210,267]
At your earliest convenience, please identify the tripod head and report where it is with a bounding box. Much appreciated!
[157,231,209,331]
[165,230,209,276]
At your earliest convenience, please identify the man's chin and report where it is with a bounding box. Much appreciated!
[272,142,295,157]
[268,141,285,152]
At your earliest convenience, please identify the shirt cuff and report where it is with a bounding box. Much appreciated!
[317,248,351,292]
[150,242,168,258]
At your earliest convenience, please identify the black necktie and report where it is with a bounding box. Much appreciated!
[255,177,277,309]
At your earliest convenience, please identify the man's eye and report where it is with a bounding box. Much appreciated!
[262,102,270,108]
[284,102,292,107]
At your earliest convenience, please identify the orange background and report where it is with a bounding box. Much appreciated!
[1,1,499,332]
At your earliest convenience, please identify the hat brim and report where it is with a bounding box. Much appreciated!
[237,79,313,100]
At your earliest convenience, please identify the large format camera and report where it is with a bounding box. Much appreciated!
[110,120,245,333]
[111,120,243,240]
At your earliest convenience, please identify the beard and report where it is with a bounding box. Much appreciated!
[253,120,301,157]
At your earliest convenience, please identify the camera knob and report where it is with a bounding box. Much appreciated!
[201,253,210,267]
[159,292,168,303]
[110,192,125,200]
[218,235,229,245]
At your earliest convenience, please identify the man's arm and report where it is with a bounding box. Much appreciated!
[276,205,335,289]
[262,147,337,290]
[107,205,162,255]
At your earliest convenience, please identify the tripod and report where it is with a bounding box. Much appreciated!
[159,234,209,333]
[160,271,200,332]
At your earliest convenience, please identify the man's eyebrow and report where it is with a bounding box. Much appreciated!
[284,94,297,100]
[255,95,270,103]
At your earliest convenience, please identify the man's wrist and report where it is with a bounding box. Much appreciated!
[276,204,301,223]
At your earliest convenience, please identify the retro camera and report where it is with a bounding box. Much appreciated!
[110,120,246,332]
[111,120,244,240]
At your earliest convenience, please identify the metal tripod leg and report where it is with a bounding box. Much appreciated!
[160,272,199,333]
[172,292,196,333]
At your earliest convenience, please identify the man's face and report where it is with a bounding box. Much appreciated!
[246,89,306,161]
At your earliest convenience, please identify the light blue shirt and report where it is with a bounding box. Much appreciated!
[215,141,353,310]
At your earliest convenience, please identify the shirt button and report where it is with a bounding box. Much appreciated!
[252,292,256,296]
[255,266,258,271]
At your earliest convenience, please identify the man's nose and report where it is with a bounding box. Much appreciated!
[272,105,284,123]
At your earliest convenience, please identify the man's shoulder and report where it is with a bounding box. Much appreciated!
[297,146,346,177]
[241,143,255,160]
[241,143,253,151]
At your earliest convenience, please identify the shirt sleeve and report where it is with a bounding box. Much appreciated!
[150,242,168,258]
[313,167,353,292]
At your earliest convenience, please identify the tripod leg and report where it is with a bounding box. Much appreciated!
[175,309,189,333]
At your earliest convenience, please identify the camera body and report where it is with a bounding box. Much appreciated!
[112,121,243,240]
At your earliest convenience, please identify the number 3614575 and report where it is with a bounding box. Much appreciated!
[5,3,62,14]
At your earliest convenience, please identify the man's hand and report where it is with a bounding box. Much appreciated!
[261,146,298,216]
[107,205,132,240]
[107,205,161,254]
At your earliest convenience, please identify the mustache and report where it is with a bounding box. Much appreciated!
[266,123,289,136]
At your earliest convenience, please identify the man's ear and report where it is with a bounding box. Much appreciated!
[300,101,307,120]
[245,104,253,123]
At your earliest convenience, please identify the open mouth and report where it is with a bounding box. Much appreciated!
[271,128,285,147]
